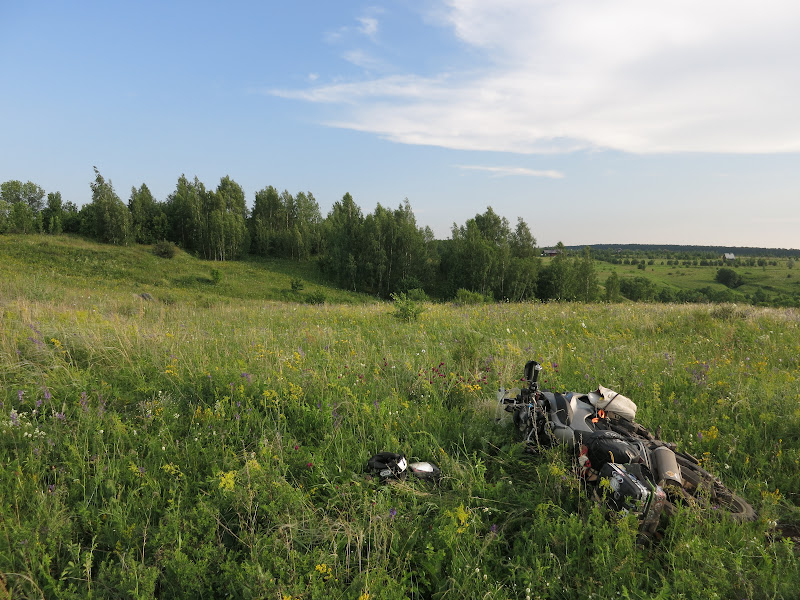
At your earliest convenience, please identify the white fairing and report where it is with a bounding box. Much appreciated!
[592,386,637,420]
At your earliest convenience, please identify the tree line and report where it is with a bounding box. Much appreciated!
[1,171,612,302]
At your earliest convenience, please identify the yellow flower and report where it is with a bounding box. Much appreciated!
[218,470,236,492]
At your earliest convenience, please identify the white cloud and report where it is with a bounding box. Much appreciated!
[281,0,800,154]
[357,16,379,40]
[455,164,564,178]
[342,49,386,71]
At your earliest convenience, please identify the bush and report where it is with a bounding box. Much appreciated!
[715,267,743,289]
[290,278,305,292]
[152,240,176,259]
[405,288,428,302]
[391,291,425,321]
[210,268,222,285]
[454,288,490,305]
[304,291,326,305]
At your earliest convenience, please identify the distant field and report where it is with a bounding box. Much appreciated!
[591,256,800,304]
[1,235,799,598]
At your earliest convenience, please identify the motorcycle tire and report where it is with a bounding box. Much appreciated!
[670,454,756,522]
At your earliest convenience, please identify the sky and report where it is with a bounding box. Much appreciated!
[1,0,799,249]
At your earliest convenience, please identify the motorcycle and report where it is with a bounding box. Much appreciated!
[497,360,756,539]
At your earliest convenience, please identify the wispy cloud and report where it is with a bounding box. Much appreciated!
[357,16,379,40]
[455,165,564,179]
[342,49,386,71]
[278,0,800,155]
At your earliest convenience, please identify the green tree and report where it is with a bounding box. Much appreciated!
[84,167,133,245]
[715,267,743,288]
[211,175,249,261]
[605,271,621,302]
[359,199,431,297]
[443,207,513,299]
[537,242,574,300]
[165,175,204,253]
[61,201,81,234]
[0,180,46,213]
[41,191,64,235]
[129,183,168,244]
[573,247,600,302]
[250,186,282,256]
[320,193,364,290]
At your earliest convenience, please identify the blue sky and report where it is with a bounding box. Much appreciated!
[2,0,799,248]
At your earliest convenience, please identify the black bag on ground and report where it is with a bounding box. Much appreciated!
[367,452,407,479]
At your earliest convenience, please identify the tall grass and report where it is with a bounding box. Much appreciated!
[1,241,799,598]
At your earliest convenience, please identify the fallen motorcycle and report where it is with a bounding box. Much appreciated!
[497,360,756,539]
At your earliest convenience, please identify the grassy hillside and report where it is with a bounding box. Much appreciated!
[0,234,370,306]
[1,236,799,599]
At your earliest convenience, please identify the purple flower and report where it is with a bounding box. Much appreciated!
[18,390,24,403]
[48,484,56,494]
[55,412,66,423]
[240,372,252,384]
[697,431,703,441]
[80,392,89,413]
[43,387,52,401]
[35,399,43,408]
[389,508,397,518]
[490,524,498,534]
[9,410,20,427]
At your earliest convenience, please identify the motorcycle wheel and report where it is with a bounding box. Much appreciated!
[668,454,756,522]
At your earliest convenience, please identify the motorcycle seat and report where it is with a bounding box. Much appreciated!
[551,392,573,426]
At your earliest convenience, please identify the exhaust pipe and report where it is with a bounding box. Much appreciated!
[653,446,683,488]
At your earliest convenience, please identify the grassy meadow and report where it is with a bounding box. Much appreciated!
[594,257,800,303]
[1,236,799,599]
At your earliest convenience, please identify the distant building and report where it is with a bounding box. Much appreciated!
[542,249,560,257]
[723,253,736,261]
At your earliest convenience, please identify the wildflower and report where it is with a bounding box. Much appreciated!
[307,462,314,468]
[43,387,51,401]
[9,410,19,427]
[389,507,397,518]
[18,390,24,403]
[55,412,66,423]
[490,524,498,534]
[240,372,252,384]
[219,470,236,492]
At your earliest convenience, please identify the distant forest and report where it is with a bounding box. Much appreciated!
[2,172,799,306]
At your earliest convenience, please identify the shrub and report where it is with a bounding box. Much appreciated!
[210,268,222,285]
[454,288,490,305]
[304,291,326,305]
[391,291,425,321]
[290,278,305,292]
[152,240,176,259]
[715,267,743,289]
[405,288,428,302]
